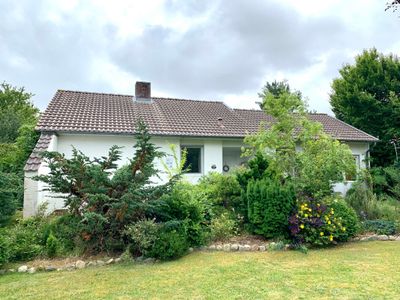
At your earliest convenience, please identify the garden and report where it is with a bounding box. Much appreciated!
[1,83,400,273]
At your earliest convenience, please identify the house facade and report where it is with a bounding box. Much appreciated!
[23,82,378,217]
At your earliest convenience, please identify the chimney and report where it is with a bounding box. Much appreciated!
[135,81,151,101]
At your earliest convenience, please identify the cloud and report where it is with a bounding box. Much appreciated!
[0,0,398,114]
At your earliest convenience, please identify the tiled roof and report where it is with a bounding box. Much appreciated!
[36,90,378,142]
[24,133,53,171]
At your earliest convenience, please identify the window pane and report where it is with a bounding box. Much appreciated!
[182,147,201,173]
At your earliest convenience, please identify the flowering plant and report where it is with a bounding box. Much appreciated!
[288,194,348,246]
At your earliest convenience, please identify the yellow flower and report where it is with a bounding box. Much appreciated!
[320,232,324,236]
[304,203,308,207]
[300,224,304,229]
[304,214,308,218]
[308,208,312,212]
[342,227,346,231]
[328,221,331,225]
[329,235,333,241]
[317,203,320,207]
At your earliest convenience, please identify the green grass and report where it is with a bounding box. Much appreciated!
[1,242,399,299]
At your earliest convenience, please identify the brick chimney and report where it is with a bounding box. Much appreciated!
[135,81,151,101]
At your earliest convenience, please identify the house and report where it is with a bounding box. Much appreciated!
[23,82,378,217]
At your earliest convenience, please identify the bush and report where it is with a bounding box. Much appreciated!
[196,173,242,217]
[0,172,21,226]
[126,219,159,257]
[0,233,10,266]
[289,195,355,246]
[247,178,295,238]
[148,225,189,260]
[45,232,59,258]
[209,212,238,242]
[362,220,397,235]
[327,197,360,242]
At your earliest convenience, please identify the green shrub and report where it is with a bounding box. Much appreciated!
[148,225,189,260]
[289,195,355,246]
[45,232,59,258]
[209,212,238,242]
[0,232,10,266]
[126,219,159,257]
[0,172,21,226]
[362,220,397,235]
[327,197,360,242]
[196,173,242,217]
[247,178,295,238]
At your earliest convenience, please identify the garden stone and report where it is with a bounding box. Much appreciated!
[18,265,28,273]
[238,245,245,251]
[96,260,105,266]
[45,266,56,272]
[230,244,239,251]
[66,264,76,271]
[115,258,122,263]
[75,260,86,269]
[106,258,114,265]
[223,244,231,251]
[135,256,144,263]
[259,245,266,252]
[377,235,389,241]
[243,245,251,251]
[284,244,291,251]
[57,268,63,272]
[27,267,36,274]
[251,245,259,251]
[143,258,155,264]
[216,245,223,251]
[388,235,396,241]
[396,236,400,241]
[188,247,194,253]
[208,245,216,251]
[8,269,15,273]
[87,261,96,267]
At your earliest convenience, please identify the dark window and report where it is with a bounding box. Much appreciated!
[182,147,201,173]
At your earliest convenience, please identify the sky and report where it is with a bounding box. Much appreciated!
[0,0,399,114]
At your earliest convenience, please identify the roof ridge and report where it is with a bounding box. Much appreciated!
[153,97,225,104]
[58,89,133,97]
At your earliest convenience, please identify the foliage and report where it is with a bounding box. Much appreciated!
[0,172,21,226]
[362,220,397,235]
[246,178,295,238]
[371,165,400,199]
[45,232,59,258]
[330,48,400,166]
[196,172,242,217]
[258,80,302,105]
[0,82,38,143]
[245,88,355,197]
[327,198,360,242]
[147,224,189,260]
[267,241,285,251]
[289,195,356,246]
[126,219,159,257]
[0,233,10,266]
[209,212,238,242]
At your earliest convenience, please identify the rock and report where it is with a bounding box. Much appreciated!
[396,236,400,241]
[57,268,63,272]
[135,256,144,263]
[45,266,56,272]
[27,267,36,274]
[360,235,378,242]
[388,235,397,241]
[284,244,291,251]
[377,235,389,241]
[223,244,231,252]
[106,258,114,265]
[188,247,194,253]
[143,258,155,264]
[66,264,76,271]
[18,265,28,273]
[8,269,15,273]
[230,244,239,251]
[208,245,216,251]
[238,245,245,251]
[259,245,266,252]
[87,261,96,267]
[243,245,251,251]
[216,245,223,251]
[96,260,105,266]
[75,260,86,269]
[114,258,122,263]
[251,244,259,251]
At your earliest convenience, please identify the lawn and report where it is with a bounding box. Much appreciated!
[0,241,399,299]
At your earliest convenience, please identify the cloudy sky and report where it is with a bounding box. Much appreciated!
[0,0,399,114]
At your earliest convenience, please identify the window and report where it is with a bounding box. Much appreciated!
[182,147,202,173]
[345,154,360,181]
